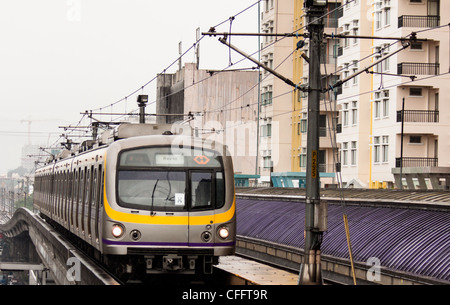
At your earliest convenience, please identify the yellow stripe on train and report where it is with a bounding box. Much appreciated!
[104,193,235,225]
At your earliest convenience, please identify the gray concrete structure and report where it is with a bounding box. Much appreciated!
[392,166,450,190]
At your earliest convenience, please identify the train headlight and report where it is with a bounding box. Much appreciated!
[112,224,125,238]
[218,226,229,239]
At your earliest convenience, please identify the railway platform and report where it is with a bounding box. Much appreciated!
[215,255,298,285]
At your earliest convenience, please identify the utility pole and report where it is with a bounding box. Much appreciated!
[203,0,415,285]
[300,0,328,285]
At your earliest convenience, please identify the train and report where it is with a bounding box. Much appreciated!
[33,123,236,278]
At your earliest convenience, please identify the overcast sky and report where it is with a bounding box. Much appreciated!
[0,0,260,175]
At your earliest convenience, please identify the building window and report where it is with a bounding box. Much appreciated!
[352,68,358,84]
[351,141,357,165]
[374,100,381,119]
[374,45,390,72]
[410,42,423,50]
[262,53,273,72]
[342,142,348,166]
[261,123,272,137]
[261,85,273,106]
[351,101,358,125]
[409,87,423,97]
[343,71,350,87]
[263,157,272,169]
[410,136,422,144]
[300,118,307,133]
[382,98,389,117]
[343,103,349,126]
[352,29,358,45]
[375,1,391,29]
[374,136,381,163]
[375,2,382,29]
[374,90,389,119]
[268,53,273,69]
[299,148,307,168]
[383,7,390,26]
[382,136,389,162]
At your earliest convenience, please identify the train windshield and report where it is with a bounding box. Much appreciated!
[118,171,186,211]
[117,146,225,212]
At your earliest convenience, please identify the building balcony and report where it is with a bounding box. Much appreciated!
[396,110,439,123]
[395,157,438,168]
[398,15,440,28]
[397,63,440,76]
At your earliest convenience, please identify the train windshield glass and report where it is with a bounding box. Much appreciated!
[117,146,225,211]
[118,171,186,211]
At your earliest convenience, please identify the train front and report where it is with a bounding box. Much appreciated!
[102,135,236,275]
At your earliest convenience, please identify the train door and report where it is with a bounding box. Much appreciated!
[188,171,215,246]
[94,164,103,246]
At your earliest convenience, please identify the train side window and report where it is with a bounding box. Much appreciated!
[59,172,63,219]
[62,171,67,223]
[59,172,63,220]
[86,168,91,204]
[67,171,73,223]
[75,169,80,228]
[80,169,85,205]
[215,172,225,209]
[92,168,97,208]
[80,169,86,232]
[86,166,93,236]
[52,173,56,215]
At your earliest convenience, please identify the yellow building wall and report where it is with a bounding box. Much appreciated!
[291,0,304,172]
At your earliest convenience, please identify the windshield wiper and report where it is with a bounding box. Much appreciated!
[150,179,159,216]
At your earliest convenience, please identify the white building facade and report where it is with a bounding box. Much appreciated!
[337,0,450,189]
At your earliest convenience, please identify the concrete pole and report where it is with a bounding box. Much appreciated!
[299,1,326,285]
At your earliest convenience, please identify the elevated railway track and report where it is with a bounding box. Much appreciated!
[1,187,449,285]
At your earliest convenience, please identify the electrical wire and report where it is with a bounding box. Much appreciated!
[39,1,450,165]
[88,0,263,114]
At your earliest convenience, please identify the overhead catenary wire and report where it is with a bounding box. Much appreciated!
[88,0,263,114]
[67,0,362,133]
[33,1,265,164]
[41,1,450,166]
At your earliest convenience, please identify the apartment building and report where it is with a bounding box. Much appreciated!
[337,0,450,189]
[258,0,294,183]
[291,1,341,187]
[156,63,260,176]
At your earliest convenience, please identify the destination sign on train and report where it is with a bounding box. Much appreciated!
[155,154,185,166]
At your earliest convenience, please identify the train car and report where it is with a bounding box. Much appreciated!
[33,124,236,277]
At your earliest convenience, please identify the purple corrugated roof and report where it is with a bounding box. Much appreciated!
[236,199,450,282]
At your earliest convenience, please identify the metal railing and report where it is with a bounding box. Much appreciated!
[396,110,439,123]
[398,15,440,28]
[396,157,438,168]
[397,63,440,75]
